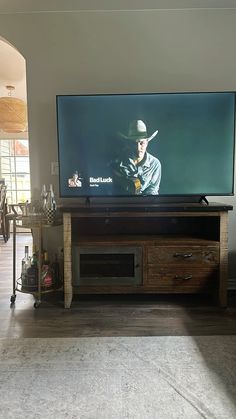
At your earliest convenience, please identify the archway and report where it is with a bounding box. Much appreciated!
[0,37,30,204]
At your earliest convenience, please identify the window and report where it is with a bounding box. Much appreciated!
[0,139,31,204]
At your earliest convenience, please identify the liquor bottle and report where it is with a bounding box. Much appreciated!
[31,246,38,266]
[21,245,31,288]
[51,254,60,288]
[26,248,38,290]
[41,251,53,288]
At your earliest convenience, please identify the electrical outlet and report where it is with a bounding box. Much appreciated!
[51,161,59,175]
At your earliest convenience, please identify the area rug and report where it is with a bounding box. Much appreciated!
[0,336,236,419]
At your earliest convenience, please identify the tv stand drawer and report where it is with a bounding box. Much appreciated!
[146,266,217,292]
[147,245,219,266]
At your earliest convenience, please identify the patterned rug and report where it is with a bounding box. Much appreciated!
[0,336,236,418]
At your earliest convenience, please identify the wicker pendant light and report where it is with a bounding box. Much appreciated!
[0,85,27,133]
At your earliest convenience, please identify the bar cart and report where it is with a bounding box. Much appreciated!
[9,207,62,308]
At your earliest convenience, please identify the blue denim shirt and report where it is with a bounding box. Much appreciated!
[117,152,161,195]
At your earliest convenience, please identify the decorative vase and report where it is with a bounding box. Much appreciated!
[45,207,56,225]
[44,184,57,224]
[41,184,47,212]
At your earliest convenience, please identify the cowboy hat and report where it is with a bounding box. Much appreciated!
[119,120,158,142]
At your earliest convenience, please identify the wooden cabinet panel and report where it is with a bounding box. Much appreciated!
[147,246,219,266]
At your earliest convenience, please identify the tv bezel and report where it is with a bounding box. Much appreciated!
[56,91,236,200]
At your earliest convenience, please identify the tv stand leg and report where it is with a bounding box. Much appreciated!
[64,292,73,309]
[199,195,209,205]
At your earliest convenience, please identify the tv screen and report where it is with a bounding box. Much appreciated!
[56,92,235,198]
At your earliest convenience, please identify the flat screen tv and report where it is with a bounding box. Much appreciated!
[56,92,235,200]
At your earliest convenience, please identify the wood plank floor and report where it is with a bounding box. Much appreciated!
[0,234,236,338]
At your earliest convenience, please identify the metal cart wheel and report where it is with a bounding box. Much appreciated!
[34,300,41,308]
[10,294,16,304]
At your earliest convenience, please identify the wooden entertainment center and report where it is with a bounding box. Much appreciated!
[62,202,232,308]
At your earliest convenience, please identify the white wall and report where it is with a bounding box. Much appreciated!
[0,7,236,275]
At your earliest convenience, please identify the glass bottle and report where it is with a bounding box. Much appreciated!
[49,184,57,210]
[21,245,31,288]
[21,245,30,273]
[41,184,47,211]
[45,184,56,210]
[41,251,53,288]
[26,247,38,290]
[51,254,60,288]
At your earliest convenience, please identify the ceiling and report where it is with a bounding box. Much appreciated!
[0,0,235,12]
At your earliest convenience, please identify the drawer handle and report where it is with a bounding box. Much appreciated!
[174,275,193,281]
[173,252,193,259]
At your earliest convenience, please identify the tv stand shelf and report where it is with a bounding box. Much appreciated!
[62,203,232,308]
